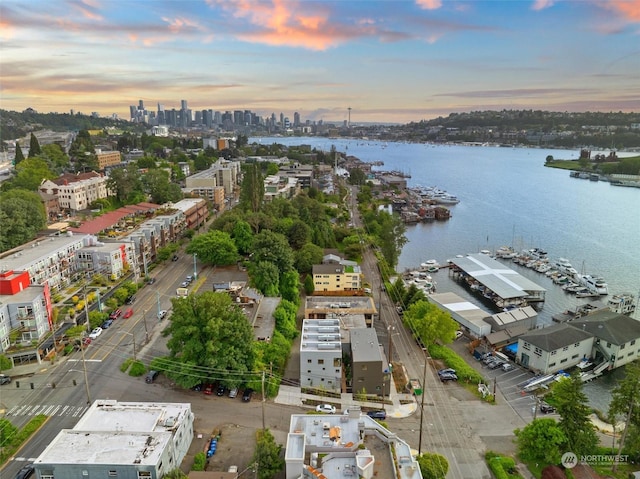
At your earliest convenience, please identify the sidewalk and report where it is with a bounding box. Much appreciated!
[274,378,418,419]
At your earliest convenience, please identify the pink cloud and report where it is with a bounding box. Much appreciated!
[531,0,555,11]
[602,0,640,22]
[68,0,104,21]
[415,0,443,10]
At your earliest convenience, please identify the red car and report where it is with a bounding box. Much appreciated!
[109,309,122,320]
[203,383,214,395]
[123,308,134,319]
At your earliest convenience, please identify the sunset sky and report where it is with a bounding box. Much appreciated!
[1,0,639,124]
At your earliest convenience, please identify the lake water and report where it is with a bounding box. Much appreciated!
[252,137,639,410]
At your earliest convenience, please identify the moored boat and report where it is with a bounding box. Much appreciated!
[607,293,636,315]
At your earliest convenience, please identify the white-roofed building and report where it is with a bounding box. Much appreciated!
[34,399,194,479]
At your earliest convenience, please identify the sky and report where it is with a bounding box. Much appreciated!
[1,0,640,124]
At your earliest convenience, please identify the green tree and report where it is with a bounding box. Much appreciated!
[251,230,294,274]
[348,168,367,185]
[0,190,47,252]
[279,270,300,304]
[106,164,142,203]
[162,469,188,479]
[0,354,12,371]
[608,361,640,465]
[304,274,315,295]
[186,231,238,266]
[287,219,311,250]
[514,418,566,464]
[403,300,458,350]
[240,163,264,213]
[252,429,285,479]
[250,260,280,297]
[162,291,255,388]
[14,141,25,165]
[69,129,97,172]
[39,144,70,172]
[294,243,323,274]
[28,133,41,157]
[2,157,55,191]
[231,220,254,256]
[417,452,449,479]
[377,210,407,270]
[553,374,598,456]
[142,168,182,204]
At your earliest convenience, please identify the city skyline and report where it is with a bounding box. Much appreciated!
[1,0,639,124]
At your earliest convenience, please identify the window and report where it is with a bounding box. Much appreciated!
[318,359,324,365]
[572,354,579,359]
[307,359,312,363]
[550,351,557,356]
[560,358,568,363]
[574,343,580,348]
[138,473,152,479]
[620,343,625,350]
[607,342,612,348]
[562,346,569,352]
[549,362,556,367]
[108,472,118,477]
[361,365,367,370]
[631,340,636,346]
[523,342,531,351]
[534,347,542,356]
[628,352,634,357]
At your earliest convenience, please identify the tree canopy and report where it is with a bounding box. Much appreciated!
[553,374,598,456]
[252,429,285,479]
[403,299,458,350]
[515,418,566,464]
[162,292,256,388]
[186,231,238,266]
[0,190,47,252]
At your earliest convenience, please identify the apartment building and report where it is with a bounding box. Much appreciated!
[312,262,362,295]
[95,149,122,169]
[300,318,343,392]
[185,159,241,198]
[34,399,194,479]
[39,172,109,211]
[264,175,300,202]
[0,270,52,353]
[350,328,390,397]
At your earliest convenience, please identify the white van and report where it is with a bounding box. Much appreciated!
[494,351,509,363]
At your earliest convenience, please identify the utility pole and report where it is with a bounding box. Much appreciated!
[81,291,92,404]
[193,253,198,279]
[142,310,149,344]
[261,370,266,431]
[156,291,161,320]
[418,352,429,455]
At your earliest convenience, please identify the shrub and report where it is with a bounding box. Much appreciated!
[430,344,485,384]
[63,345,74,356]
[120,358,133,373]
[192,452,207,471]
[486,451,518,479]
[128,361,147,377]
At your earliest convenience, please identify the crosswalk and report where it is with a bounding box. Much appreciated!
[6,404,89,418]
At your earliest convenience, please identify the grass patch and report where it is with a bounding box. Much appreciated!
[120,358,133,373]
[0,415,48,465]
[129,360,147,377]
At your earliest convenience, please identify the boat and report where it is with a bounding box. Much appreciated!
[420,259,440,270]
[576,359,594,370]
[607,293,636,315]
[495,246,517,259]
[432,194,460,205]
[579,275,609,295]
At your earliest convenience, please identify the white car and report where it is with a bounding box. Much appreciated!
[158,310,168,320]
[89,327,102,339]
[316,404,337,414]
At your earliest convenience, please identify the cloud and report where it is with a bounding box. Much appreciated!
[415,0,442,10]
[531,0,555,11]
[436,87,599,99]
[600,0,640,22]
[68,0,104,21]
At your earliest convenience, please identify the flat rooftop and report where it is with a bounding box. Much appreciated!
[451,254,545,299]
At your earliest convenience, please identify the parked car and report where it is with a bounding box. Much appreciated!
[14,463,35,479]
[145,370,159,383]
[455,330,464,339]
[191,383,203,392]
[203,383,214,395]
[123,308,134,319]
[157,310,167,320]
[146,277,156,285]
[242,388,253,402]
[366,410,387,420]
[437,368,456,377]
[488,360,505,369]
[501,362,514,372]
[185,275,193,283]
[439,372,458,382]
[180,281,189,288]
[89,327,103,339]
[171,255,179,261]
[0,374,11,385]
[125,295,136,305]
[539,402,556,414]
[315,404,337,414]
[109,309,122,320]
[228,387,238,398]
[216,384,226,396]
[101,319,114,329]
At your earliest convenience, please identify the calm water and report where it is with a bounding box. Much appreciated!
[253,137,640,410]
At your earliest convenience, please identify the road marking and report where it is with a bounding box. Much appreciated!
[67,359,103,362]
[6,404,89,417]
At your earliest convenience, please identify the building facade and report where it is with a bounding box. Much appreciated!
[96,150,122,169]
[350,328,390,397]
[39,172,109,211]
[312,263,362,295]
[299,318,342,392]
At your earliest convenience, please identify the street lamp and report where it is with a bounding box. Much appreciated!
[193,253,198,279]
